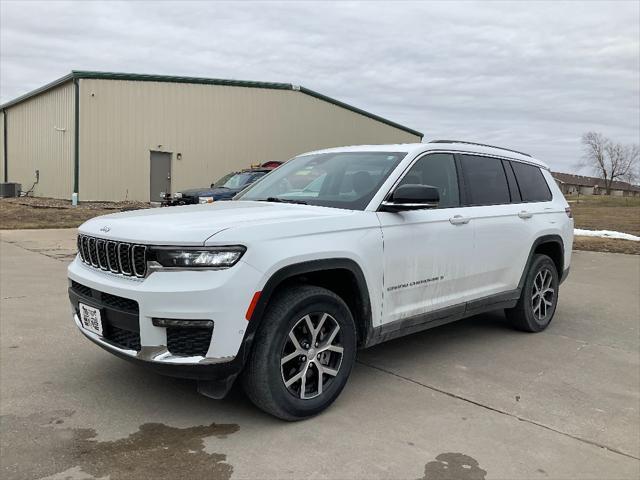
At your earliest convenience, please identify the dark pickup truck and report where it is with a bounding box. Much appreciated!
[162,162,281,206]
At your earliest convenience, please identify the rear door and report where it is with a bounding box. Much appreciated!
[378,152,475,324]
[458,155,540,299]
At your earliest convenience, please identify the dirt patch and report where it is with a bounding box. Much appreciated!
[0,197,149,229]
[573,236,639,255]
[0,410,239,480]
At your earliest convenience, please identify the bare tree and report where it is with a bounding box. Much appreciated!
[581,132,639,194]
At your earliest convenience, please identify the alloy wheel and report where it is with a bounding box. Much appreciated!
[531,268,555,321]
[280,312,344,399]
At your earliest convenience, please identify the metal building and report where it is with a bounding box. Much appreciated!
[0,71,423,202]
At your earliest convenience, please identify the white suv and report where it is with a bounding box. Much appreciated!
[68,140,573,420]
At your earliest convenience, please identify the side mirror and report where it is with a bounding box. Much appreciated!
[380,184,439,212]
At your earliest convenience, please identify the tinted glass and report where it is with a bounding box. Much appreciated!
[503,160,521,203]
[398,153,460,207]
[511,162,552,202]
[237,152,406,210]
[460,155,510,205]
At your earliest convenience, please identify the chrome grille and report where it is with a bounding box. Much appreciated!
[96,239,108,270]
[77,235,147,278]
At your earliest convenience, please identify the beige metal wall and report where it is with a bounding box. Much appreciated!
[0,111,5,182]
[79,79,420,201]
[4,82,75,198]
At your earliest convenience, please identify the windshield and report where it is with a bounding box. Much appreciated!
[212,172,236,188]
[236,151,406,210]
[220,172,265,189]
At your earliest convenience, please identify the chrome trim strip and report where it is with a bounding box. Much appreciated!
[76,235,83,262]
[81,236,91,264]
[96,239,108,270]
[88,237,99,267]
[132,245,147,278]
[106,241,119,273]
[118,242,133,276]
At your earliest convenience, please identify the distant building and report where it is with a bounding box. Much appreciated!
[0,71,423,202]
[552,172,640,197]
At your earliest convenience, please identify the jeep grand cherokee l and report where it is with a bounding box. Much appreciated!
[68,140,573,420]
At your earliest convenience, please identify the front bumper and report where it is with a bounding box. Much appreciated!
[67,255,263,380]
[72,312,246,381]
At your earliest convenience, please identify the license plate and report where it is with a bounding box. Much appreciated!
[79,303,103,336]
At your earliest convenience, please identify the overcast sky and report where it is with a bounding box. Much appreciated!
[1,0,638,173]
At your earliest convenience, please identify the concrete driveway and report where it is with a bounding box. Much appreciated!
[1,229,638,480]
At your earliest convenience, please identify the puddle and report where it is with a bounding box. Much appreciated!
[419,452,487,480]
[1,410,239,480]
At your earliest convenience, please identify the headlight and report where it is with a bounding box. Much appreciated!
[150,246,246,268]
[174,192,183,199]
[199,196,214,204]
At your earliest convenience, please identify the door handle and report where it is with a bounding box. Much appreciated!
[518,210,533,219]
[449,215,470,225]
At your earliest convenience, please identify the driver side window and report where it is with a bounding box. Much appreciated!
[397,153,460,208]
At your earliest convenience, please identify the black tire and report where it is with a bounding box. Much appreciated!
[506,254,559,332]
[242,285,357,421]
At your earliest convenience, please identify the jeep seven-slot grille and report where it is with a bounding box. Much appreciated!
[77,235,147,278]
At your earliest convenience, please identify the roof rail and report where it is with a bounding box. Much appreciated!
[429,140,531,157]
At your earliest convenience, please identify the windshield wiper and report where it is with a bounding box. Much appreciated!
[259,197,308,205]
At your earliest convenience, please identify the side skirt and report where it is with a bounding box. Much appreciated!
[367,289,520,347]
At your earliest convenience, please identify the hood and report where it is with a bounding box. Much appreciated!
[78,201,353,245]
[179,187,239,198]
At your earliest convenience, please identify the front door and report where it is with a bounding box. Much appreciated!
[377,152,475,325]
[150,151,172,202]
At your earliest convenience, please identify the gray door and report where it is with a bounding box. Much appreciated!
[150,151,172,202]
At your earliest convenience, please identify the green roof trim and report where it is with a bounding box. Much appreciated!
[0,72,75,110]
[0,70,423,138]
[298,86,423,138]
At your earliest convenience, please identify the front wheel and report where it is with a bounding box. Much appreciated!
[506,254,559,332]
[242,285,357,420]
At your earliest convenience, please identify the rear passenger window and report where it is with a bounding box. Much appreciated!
[460,155,510,205]
[397,153,460,207]
[511,162,552,202]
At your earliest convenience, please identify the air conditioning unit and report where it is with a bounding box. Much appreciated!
[0,182,21,198]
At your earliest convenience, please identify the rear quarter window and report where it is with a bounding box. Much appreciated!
[511,162,552,202]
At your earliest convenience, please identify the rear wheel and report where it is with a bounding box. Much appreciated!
[506,254,559,332]
[242,285,357,420]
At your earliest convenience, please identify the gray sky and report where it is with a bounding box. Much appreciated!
[1,0,638,173]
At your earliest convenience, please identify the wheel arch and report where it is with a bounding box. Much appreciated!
[518,235,564,289]
[247,259,374,348]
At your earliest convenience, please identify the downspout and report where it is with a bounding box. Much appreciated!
[2,109,7,182]
[73,77,80,200]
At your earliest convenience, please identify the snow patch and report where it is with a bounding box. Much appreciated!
[574,229,640,242]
